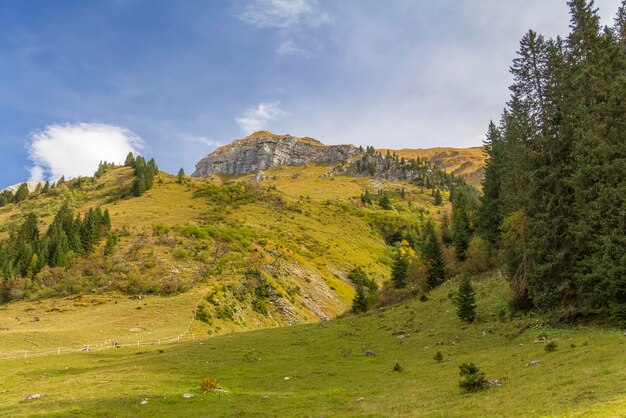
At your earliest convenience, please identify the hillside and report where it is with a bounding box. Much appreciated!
[0,161,449,353]
[378,147,485,189]
[1,273,625,417]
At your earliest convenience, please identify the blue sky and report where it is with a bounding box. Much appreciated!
[0,0,620,187]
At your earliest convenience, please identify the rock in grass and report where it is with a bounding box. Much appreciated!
[261,395,270,400]
[24,394,43,401]
[363,350,376,357]
[182,393,195,399]
[526,360,541,367]
[357,397,365,402]
[140,399,148,405]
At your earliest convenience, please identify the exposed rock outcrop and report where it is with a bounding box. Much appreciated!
[192,131,361,177]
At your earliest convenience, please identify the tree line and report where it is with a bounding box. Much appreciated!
[0,203,111,301]
[477,0,626,321]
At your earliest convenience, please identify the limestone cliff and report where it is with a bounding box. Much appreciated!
[192,131,361,177]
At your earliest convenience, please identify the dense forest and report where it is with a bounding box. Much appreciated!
[477,0,626,321]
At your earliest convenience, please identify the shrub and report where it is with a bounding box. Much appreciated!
[216,304,235,321]
[195,303,211,323]
[200,377,219,393]
[393,362,403,372]
[434,351,443,363]
[545,341,558,352]
[458,362,489,392]
[251,297,268,316]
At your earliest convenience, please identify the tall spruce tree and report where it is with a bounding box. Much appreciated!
[452,187,471,261]
[391,251,410,289]
[476,121,504,251]
[455,275,477,323]
[423,221,445,289]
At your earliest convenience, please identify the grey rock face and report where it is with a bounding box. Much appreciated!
[192,132,361,177]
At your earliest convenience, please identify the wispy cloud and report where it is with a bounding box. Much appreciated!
[237,0,327,29]
[276,40,307,56]
[237,0,328,57]
[28,123,143,181]
[235,102,285,134]
[183,135,223,148]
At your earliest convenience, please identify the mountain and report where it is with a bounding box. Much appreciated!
[378,147,485,189]
[192,131,361,177]
[193,131,484,189]
[1,181,45,194]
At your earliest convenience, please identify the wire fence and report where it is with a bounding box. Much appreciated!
[0,332,200,361]
[0,293,205,362]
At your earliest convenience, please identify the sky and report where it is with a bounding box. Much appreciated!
[0,0,621,187]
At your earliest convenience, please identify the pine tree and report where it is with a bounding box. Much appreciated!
[391,250,410,289]
[14,183,29,202]
[124,152,135,167]
[379,193,392,210]
[433,189,443,206]
[441,212,452,247]
[351,285,368,314]
[452,187,471,261]
[476,121,504,251]
[360,189,373,205]
[177,167,186,184]
[455,275,477,323]
[423,221,446,289]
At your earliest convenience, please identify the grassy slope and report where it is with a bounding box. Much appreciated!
[0,164,443,354]
[378,147,485,189]
[1,273,624,417]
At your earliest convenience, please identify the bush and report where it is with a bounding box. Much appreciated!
[195,303,211,323]
[200,377,219,393]
[434,351,443,363]
[545,341,558,352]
[458,362,489,392]
[216,304,235,321]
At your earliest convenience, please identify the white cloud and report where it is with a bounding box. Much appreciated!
[235,102,285,133]
[237,0,327,29]
[276,40,306,56]
[28,123,143,181]
[183,135,223,148]
[28,165,45,182]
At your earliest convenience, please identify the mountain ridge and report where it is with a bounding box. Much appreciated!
[193,131,484,188]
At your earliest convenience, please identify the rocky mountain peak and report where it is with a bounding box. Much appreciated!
[192,132,361,177]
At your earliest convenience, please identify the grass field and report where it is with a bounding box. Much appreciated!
[1,273,625,417]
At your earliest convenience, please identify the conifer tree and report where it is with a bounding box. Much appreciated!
[423,221,445,289]
[379,193,392,210]
[433,189,443,206]
[391,249,410,289]
[14,183,29,202]
[455,275,477,323]
[177,167,186,184]
[124,152,135,166]
[476,121,504,251]
[452,188,471,261]
[351,285,368,314]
